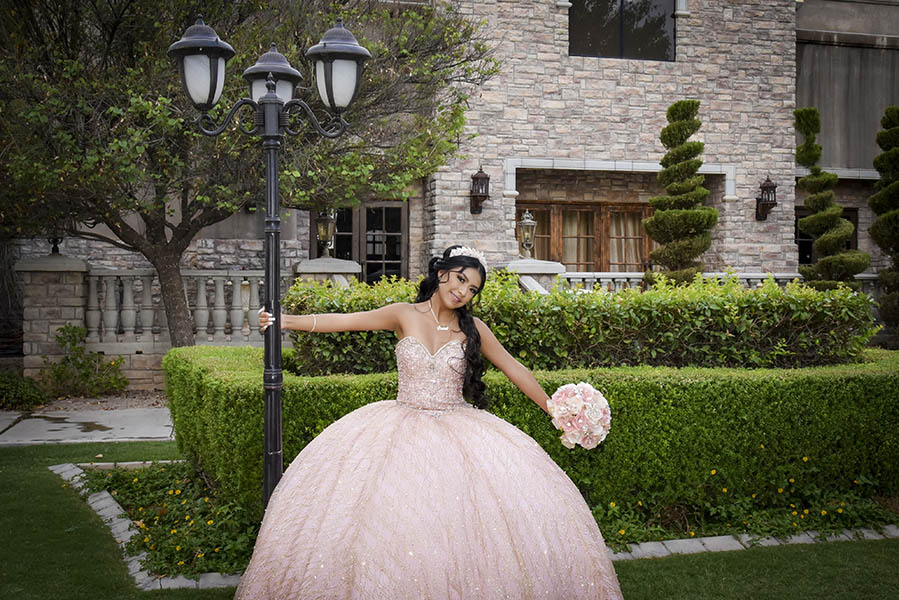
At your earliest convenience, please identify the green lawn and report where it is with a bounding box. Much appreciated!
[2,441,897,599]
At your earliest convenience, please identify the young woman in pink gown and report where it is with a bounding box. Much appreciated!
[238,245,623,599]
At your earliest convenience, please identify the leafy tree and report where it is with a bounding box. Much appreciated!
[868,105,899,327]
[794,107,871,291]
[0,0,497,346]
[643,99,718,284]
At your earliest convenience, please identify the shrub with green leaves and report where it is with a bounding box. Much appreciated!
[282,270,878,373]
[868,105,899,327]
[0,370,46,410]
[40,324,128,398]
[163,346,899,526]
[795,107,871,290]
[643,99,718,284]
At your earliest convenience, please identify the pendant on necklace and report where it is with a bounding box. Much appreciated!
[436,325,449,331]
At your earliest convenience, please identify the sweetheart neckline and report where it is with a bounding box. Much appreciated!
[397,335,464,357]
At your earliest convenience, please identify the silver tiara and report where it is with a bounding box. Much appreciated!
[449,246,488,270]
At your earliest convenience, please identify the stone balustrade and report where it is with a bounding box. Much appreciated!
[14,254,889,390]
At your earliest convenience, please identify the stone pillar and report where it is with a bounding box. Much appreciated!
[14,253,89,380]
[502,258,567,294]
[294,257,362,288]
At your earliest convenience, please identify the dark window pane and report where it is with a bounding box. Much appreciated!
[386,235,402,261]
[385,207,402,233]
[622,0,674,61]
[570,0,620,57]
[334,234,353,261]
[366,207,383,232]
[336,207,352,231]
[367,233,385,261]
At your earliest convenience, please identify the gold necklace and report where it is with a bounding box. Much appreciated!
[428,298,450,331]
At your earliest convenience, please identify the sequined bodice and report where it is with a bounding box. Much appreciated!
[395,336,468,411]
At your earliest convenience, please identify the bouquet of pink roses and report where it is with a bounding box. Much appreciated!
[546,382,611,449]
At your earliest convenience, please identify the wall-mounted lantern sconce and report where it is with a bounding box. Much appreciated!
[470,166,490,214]
[755,176,777,221]
[518,210,537,258]
[316,208,337,257]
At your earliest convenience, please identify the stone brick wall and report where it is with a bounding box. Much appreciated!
[430,0,799,272]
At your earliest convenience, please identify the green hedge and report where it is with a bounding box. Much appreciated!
[0,370,46,410]
[163,346,899,522]
[282,271,879,375]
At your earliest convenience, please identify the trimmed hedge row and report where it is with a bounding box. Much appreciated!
[163,346,899,522]
[281,271,879,375]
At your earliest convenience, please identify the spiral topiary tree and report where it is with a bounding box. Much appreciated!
[868,105,899,327]
[794,107,871,290]
[643,99,718,284]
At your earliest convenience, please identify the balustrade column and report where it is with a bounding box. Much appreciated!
[102,275,118,341]
[139,274,155,335]
[120,275,136,341]
[194,277,209,341]
[248,277,261,340]
[230,275,245,338]
[212,277,227,341]
[86,275,100,342]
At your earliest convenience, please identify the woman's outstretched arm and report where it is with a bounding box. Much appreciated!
[260,303,407,335]
[475,318,550,415]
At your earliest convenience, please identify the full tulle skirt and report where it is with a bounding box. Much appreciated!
[235,400,622,599]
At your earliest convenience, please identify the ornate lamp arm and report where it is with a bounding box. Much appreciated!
[196,98,260,136]
[283,99,348,139]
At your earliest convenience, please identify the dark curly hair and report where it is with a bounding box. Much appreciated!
[416,245,488,408]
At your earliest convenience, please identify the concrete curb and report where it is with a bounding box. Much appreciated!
[50,462,242,590]
[609,523,899,562]
[51,462,899,586]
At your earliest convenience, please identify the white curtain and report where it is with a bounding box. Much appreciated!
[562,211,592,270]
[609,211,643,271]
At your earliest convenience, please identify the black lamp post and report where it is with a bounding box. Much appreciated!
[168,18,370,508]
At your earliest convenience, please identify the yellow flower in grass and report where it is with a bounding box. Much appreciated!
[176,545,181,551]
[803,509,809,515]
[189,521,194,527]
[838,508,843,513]
[132,477,138,483]
[789,478,795,483]
[197,553,205,558]
[144,536,150,543]
[777,488,784,494]
[710,469,717,475]
[821,510,827,516]
[751,493,756,499]
[689,531,695,537]
[214,547,220,553]
[802,456,809,462]
[168,490,174,495]
[792,511,798,516]
[177,561,184,566]
[637,501,643,507]
[175,489,181,495]
[609,502,616,508]
[149,544,155,550]
[722,488,727,493]
[800,515,805,519]
[760,443,765,449]
[792,522,798,527]
[170,529,177,535]
[207,519,214,525]
[618,529,626,535]
[185,515,191,521]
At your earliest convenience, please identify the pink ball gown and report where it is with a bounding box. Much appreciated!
[235,336,623,599]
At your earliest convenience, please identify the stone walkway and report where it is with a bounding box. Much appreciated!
[49,460,899,591]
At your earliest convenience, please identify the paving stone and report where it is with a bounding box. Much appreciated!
[855,528,885,540]
[127,555,147,577]
[699,535,745,552]
[135,575,161,591]
[609,550,635,561]
[881,524,899,539]
[198,572,243,589]
[782,531,816,545]
[159,575,199,589]
[736,533,781,548]
[631,541,670,558]
[662,538,707,555]
[821,530,852,542]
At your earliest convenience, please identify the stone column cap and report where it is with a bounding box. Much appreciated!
[15,253,89,272]
[501,258,566,275]
[294,257,362,274]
